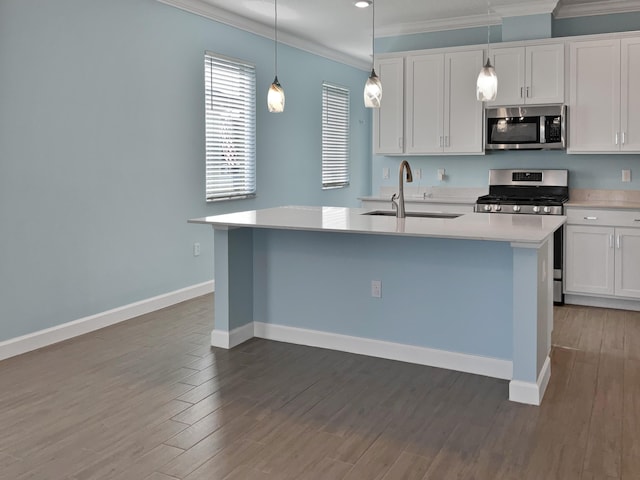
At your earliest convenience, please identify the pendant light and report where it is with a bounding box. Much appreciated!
[364,0,382,108]
[476,2,497,102]
[267,0,285,113]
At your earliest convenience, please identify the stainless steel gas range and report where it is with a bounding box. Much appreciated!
[474,169,569,304]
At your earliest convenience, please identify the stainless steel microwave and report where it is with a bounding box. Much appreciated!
[485,104,566,150]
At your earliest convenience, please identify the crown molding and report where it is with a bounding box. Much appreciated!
[554,0,640,19]
[493,0,560,17]
[377,13,502,38]
[157,0,369,70]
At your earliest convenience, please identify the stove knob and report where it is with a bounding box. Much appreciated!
[533,206,541,213]
[483,205,492,212]
[512,205,521,212]
[543,206,552,214]
[494,205,502,212]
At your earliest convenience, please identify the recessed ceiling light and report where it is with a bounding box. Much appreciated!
[355,1,372,8]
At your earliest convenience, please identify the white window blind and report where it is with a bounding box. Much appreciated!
[322,82,350,189]
[205,52,256,201]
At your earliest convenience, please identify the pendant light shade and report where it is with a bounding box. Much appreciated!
[268,0,284,113]
[364,0,381,108]
[477,2,497,102]
[268,76,285,112]
[364,69,382,108]
[477,59,498,101]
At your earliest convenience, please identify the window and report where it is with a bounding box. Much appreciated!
[205,52,256,201]
[322,82,350,189]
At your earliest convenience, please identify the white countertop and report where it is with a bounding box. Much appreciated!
[360,186,485,205]
[567,189,640,210]
[359,195,478,205]
[566,200,640,210]
[190,206,565,244]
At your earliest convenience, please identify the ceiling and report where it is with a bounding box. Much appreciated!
[158,0,640,69]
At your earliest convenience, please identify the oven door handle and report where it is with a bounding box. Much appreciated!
[584,216,598,221]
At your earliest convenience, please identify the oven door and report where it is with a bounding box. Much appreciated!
[486,115,541,149]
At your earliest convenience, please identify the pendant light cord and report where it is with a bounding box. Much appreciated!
[274,0,278,76]
[486,1,490,56]
[371,0,375,69]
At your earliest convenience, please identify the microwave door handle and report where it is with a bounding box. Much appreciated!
[540,116,546,144]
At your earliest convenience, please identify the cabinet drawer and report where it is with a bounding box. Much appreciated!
[566,208,640,227]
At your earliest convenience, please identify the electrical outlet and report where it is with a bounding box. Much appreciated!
[193,242,201,257]
[383,167,390,180]
[438,168,446,181]
[414,168,422,180]
[622,169,631,182]
[371,280,381,298]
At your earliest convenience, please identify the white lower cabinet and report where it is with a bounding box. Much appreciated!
[615,228,640,298]
[565,225,615,296]
[565,208,640,300]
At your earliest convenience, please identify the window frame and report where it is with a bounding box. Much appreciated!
[321,82,350,190]
[204,51,257,202]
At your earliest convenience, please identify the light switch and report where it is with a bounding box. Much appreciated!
[622,169,631,182]
[383,167,390,180]
[437,168,446,181]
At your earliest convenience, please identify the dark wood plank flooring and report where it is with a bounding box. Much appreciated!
[0,295,638,479]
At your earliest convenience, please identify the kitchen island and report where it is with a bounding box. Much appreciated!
[189,206,566,405]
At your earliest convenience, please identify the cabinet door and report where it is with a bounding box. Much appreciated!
[565,225,615,296]
[621,37,640,152]
[488,47,525,106]
[373,57,404,155]
[405,54,444,154]
[615,228,640,298]
[526,44,564,104]
[569,40,621,152]
[445,50,484,153]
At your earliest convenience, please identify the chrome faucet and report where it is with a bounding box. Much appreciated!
[396,160,413,218]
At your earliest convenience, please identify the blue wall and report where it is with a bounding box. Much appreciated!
[253,229,514,360]
[373,14,640,194]
[0,0,371,342]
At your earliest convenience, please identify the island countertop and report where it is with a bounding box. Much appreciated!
[189,206,566,244]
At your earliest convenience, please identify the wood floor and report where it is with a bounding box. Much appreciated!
[1,295,639,480]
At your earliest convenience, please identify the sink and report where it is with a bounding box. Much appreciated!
[362,210,461,219]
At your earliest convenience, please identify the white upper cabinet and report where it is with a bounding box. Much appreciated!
[373,57,404,155]
[569,39,620,152]
[405,53,444,153]
[569,36,640,153]
[405,50,483,154]
[621,37,640,152]
[488,44,564,106]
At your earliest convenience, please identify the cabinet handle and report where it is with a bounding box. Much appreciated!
[610,234,614,248]
[622,132,626,145]
[615,132,619,145]
[635,219,640,222]
[584,216,598,220]
[617,235,621,249]
[445,136,450,147]
[520,87,524,99]
[526,86,530,98]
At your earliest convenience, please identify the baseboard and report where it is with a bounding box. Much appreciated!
[565,294,640,312]
[509,355,551,405]
[211,322,254,349]
[0,280,215,362]
[253,322,513,380]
